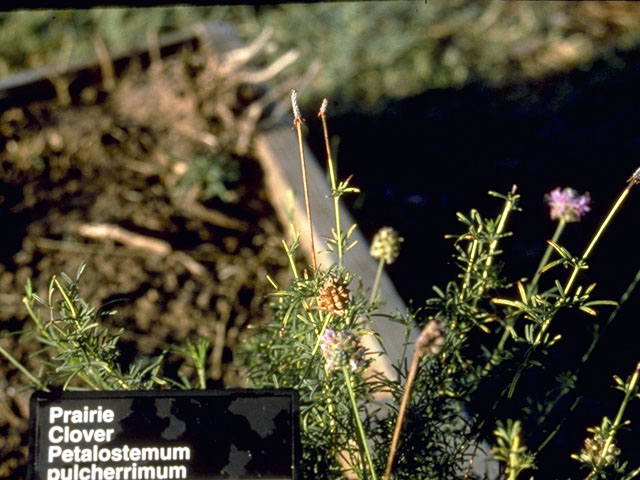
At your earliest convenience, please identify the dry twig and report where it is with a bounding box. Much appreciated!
[76,223,172,255]
[93,33,116,92]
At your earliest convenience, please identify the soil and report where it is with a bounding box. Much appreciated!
[0,39,295,478]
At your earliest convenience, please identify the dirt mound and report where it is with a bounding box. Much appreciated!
[0,34,295,478]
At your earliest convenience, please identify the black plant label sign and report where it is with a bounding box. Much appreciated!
[28,390,299,480]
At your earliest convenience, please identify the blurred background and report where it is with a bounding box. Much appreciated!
[5,2,640,300]
[4,1,640,478]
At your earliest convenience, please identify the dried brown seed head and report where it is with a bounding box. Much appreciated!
[415,319,445,356]
[317,275,350,317]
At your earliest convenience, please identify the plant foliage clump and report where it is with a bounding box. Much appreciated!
[239,98,640,480]
[4,96,640,480]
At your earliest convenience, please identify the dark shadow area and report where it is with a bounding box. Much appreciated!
[307,44,640,478]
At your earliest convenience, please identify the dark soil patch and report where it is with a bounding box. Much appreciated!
[0,38,294,478]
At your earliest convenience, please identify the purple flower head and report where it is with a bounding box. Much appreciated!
[319,328,366,372]
[545,187,591,223]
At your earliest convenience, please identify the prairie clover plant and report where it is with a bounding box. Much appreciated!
[240,92,640,480]
[3,92,640,479]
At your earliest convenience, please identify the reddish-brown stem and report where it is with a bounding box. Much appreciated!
[383,350,421,480]
[291,90,317,270]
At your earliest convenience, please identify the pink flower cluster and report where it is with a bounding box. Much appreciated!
[545,187,591,223]
[319,328,366,372]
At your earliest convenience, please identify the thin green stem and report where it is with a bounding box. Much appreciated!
[297,309,332,388]
[535,186,632,346]
[319,108,343,267]
[495,217,562,382]
[583,263,640,364]
[23,296,58,339]
[623,464,640,480]
[197,367,207,390]
[311,311,332,356]
[197,365,206,390]
[528,220,566,297]
[481,316,514,378]
[536,395,581,453]
[596,363,640,472]
[508,433,520,480]
[0,343,50,391]
[477,187,518,302]
[606,264,640,327]
[191,340,208,390]
[343,367,378,480]
[23,283,43,330]
[483,188,516,280]
[565,186,630,296]
[324,363,337,437]
[100,363,131,390]
[282,239,300,281]
[58,278,130,390]
[53,277,78,323]
[460,238,479,300]
[369,258,385,306]
[78,352,110,390]
[76,370,102,391]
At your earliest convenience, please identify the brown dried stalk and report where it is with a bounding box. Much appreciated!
[291,89,317,270]
[383,351,420,480]
[384,320,444,480]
